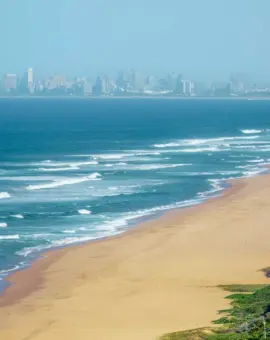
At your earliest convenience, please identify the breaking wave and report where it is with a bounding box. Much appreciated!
[0,234,20,240]
[240,129,262,134]
[26,173,101,190]
[78,209,92,215]
[0,192,10,199]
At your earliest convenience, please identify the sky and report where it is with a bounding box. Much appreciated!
[1,0,270,80]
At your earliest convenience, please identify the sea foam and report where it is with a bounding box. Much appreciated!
[11,214,24,219]
[34,160,98,168]
[26,173,101,190]
[0,223,7,228]
[152,136,260,148]
[78,209,92,215]
[241,129,262,134]
[0,234,19,240]
[0,192,10,199]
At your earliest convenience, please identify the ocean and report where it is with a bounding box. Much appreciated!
[0,98,270,282]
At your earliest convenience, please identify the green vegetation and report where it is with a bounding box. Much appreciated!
[160,284,270,340]
[160,328,212,340]
[217,284,268,293]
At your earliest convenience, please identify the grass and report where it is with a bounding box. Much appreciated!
[160,328,212,340]
[218,284,268,293]
[159,284,270,340]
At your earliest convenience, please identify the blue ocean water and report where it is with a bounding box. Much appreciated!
[0,98,270,281]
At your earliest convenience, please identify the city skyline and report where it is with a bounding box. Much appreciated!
[1,66,270,98]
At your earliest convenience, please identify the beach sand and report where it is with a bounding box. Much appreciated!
[1,174,270,340]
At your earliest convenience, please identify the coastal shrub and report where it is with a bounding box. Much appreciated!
[160,285,270,340]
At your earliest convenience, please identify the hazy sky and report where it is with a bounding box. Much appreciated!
[2,0,270,80]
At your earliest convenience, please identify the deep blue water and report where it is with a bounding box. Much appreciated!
[0,98,270,280]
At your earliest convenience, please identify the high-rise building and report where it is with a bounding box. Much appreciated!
[47,74,65,89]
[2,74,17,92]
[167,72,178,92]
[175,74,183,93]
[131,71,145,92]
[27,68,34,92]
[182,80,195,96]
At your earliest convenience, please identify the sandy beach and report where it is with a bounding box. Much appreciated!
[1,174,270,340]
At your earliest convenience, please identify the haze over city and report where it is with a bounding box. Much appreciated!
[2,0,270,81]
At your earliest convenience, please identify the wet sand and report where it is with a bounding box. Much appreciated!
[1,174,270,340]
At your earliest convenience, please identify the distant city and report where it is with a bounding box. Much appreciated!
[1,68,270,98]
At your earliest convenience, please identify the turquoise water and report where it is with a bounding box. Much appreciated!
[0,98,270,281]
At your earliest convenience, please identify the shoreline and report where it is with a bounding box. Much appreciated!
[0,174,233,300]
[1,174,270,339]
[1,95,270,100]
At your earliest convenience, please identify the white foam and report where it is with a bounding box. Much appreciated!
[51,236,100,247]
[248,159,265,163]
[63,229,76,234]
[78,209,92,215]
[243,168,266,177]
[153,143,180,148]
[0,223,7,228]
[197,179,224,198]
[16,244,50,256]
[133,164,190,170]
[101,218,128,231]
[0,192,10,199]
[123,198,204,221]
[105,162,128,167]
[35,161,98,167]
[179,147,219,153]
[26,173,101,190]
[11,214,24,219]
[0,234,19,240]
[152,136,260,149]
[0,176,55,181]
[135,151,161,156]
[241,129,262,134]
[38,167,79,172]
[0,262,27,277]
[105,163,190,171]
[93,154,133,160]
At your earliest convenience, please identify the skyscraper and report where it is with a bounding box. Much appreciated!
[27,68,34,92]
[182,80,195,96]
[2,74,17,92]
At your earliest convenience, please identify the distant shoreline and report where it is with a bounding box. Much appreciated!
[1,95,270,100]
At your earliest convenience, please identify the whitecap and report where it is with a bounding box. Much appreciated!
[78,209,92,215]
[26,173,101,190]
[11,214,24,219]
[133,163,190,170]
[37,166,79,172]
[241,129,262,134]
[247,159,265,163]
[152,136,260,149]
[0,234,19,240]
[0,223,7,228]
[105,163,190,171]
[34,161,98,167]
[179,147,219,153]
[93,154,133,160]
[0,192,10,199]
[135,151,161,156]
[153,143,181,148]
